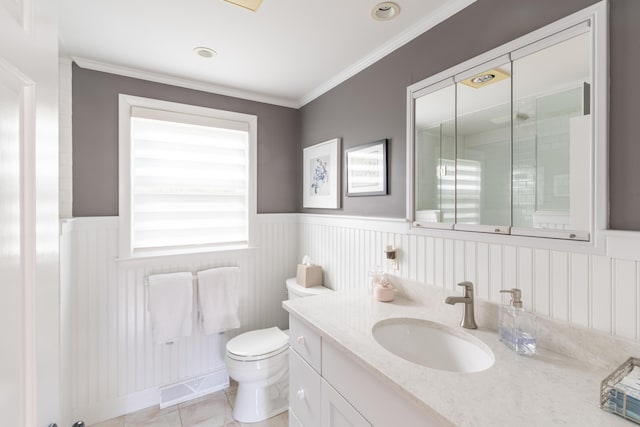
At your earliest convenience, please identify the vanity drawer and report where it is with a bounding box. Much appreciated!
[289,315,322,372]
[289,347,321,427]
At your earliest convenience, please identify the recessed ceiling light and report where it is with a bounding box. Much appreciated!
[193,46,217,59]
[372,2,400,21]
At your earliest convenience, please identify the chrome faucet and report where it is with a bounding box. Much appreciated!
[444,281,478,329]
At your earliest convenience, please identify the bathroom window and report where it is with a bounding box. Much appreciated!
[118,95,257,257]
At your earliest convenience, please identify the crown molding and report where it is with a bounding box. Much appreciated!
[298,0,477,107]
[71,57,300,109]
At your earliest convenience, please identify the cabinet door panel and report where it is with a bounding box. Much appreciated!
[322,340,442,426]
[289,348,321,427]
[321,379,370,427]
[290,410,305,427]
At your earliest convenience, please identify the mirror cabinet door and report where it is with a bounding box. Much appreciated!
[511,30,591,239]
[455,60,512,231]
[414,82,456,227]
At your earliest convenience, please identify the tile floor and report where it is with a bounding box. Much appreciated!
[89,382,289,427]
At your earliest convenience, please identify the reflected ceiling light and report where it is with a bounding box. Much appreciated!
[224,0,263,12]
[471,74,495,84]
[490,112,530,125]
[193,46,217,58]
[372,2,400,21]
[461,68,510,88]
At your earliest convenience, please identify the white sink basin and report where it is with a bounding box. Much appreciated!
[372,318,494,373]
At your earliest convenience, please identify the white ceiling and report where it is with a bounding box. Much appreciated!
[58,0,475,108]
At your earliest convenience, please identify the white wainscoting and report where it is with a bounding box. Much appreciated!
[61,212,640,423]
[298,214,640,343]
[60,214,298,425]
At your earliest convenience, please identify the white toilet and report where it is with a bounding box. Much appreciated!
[225,277,332,423]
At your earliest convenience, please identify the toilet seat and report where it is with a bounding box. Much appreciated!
[227,327,289,362]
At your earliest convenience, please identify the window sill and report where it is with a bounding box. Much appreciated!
[116,244,258,265]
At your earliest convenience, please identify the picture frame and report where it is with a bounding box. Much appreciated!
[345,139,388,196]
[303,138,341,209]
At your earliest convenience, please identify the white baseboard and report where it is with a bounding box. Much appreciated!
[159,368,229,409]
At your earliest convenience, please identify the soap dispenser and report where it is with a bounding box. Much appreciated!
[498,288,537,356]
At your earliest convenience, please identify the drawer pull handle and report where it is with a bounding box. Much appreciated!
[297,336,305,345]
[297,389,306,400]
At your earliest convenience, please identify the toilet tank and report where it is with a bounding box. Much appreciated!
[285,277,333,300]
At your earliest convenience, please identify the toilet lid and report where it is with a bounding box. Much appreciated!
[227,327,288,358]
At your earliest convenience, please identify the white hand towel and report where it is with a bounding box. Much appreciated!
[147,272,193,344]
[197,266,241,335]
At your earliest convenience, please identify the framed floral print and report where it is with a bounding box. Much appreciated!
[303,138,341,209]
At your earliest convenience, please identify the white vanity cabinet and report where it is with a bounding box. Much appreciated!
[289,315,441,427]
[289,315,368,427]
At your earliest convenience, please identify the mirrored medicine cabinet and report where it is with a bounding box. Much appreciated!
[408,2,607,243]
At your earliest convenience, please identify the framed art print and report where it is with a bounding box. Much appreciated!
[345,139,387,196]
[303,138,341,209]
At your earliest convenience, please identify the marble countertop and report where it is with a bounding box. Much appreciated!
[283,282,632,427]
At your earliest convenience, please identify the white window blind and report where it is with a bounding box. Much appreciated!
[129,106,250,252]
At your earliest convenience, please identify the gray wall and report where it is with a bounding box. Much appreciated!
[609,0,640,230]
[73,0,640,229]
[300,0,640,230]
[72,64,299,216]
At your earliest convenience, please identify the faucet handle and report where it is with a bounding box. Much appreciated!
[457,281,474,297]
